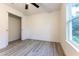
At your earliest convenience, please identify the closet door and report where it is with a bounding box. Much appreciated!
[9,14,21,42]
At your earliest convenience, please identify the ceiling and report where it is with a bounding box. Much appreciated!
[5,3,61,15]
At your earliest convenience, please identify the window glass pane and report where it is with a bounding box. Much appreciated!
[72,3,79,44]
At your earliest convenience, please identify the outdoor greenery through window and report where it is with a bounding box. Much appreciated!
[66,3,79,51]
[67,3,79,46]
[72,4,79,44]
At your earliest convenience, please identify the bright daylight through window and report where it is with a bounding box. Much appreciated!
[72,4,79,44]
[67,3,79,50]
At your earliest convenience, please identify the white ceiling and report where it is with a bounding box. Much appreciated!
[5,3,61,15]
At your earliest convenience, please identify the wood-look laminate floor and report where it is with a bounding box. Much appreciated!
[0,39,65,56]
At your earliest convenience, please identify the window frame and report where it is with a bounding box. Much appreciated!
[66,3,79,52]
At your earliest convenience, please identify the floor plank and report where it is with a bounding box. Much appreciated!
[0,39,65,56]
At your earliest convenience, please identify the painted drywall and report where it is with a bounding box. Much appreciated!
[22,16,31,40]
[0,7,8,49]
[22,11,60,42]
[9,14,21,42]
[60,4,79,56]
[0,4,24,49]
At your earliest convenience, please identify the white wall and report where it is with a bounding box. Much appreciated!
[0,4,25,49]
[0,7,8,49]
[22,16,31,40]
[22,11,60,42]
[9,14,21,42]
[60,4,79,56]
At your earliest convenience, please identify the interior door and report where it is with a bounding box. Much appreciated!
[8,14,21,42]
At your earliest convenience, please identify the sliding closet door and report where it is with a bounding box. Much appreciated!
[8,14,21,42]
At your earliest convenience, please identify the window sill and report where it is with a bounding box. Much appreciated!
[66,40,79,52]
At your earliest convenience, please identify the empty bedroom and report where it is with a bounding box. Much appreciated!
[0,3,79,56]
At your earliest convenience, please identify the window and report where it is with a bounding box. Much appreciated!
[66,3,79,51]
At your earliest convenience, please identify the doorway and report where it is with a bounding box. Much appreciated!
[8,13,21,42]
